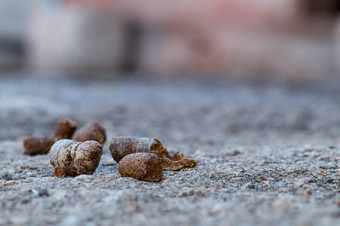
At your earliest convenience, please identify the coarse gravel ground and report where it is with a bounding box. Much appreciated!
[0,75,340,226]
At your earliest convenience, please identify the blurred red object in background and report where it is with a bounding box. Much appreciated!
[64,0,298,28]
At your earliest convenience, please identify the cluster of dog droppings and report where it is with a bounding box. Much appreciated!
[109,136,197,171]
[110,136,197,181]
[22,118,197,182]
[22,119,106,156]
[22,118,78,155]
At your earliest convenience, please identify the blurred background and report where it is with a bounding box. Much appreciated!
[1,0,340,79]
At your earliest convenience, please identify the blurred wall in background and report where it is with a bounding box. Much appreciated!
[0,0,38,69]
[1,0,340,79]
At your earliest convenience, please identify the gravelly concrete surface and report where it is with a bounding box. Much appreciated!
[1,76,340,226]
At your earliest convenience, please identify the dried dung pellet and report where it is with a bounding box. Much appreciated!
[22,117,78,155]
[109,136,197,170]
[118,153,163,182]
[53,118,78,140]
[72,122,106,145]
[22,137,56,155]
[49,139,102,178]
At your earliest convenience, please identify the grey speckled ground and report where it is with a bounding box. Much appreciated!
[1,75,340,226]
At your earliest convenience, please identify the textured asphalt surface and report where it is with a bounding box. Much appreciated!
[0,75,340,226]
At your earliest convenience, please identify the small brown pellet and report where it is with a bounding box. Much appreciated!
[49,139,102,178]
[22,137,56,155]
[22,117,78,155]
[109,136,197,171]
[53,118,78,140]
[118,153,163,182]
[72,122,106,145]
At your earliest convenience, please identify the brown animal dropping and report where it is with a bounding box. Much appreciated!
[49,139,102,178]
[22,137,56,155]
[22,118,78,155]
[53,118,78,140]
[118,153,163,182]
[109,136,197,170]
[72,122,106,145]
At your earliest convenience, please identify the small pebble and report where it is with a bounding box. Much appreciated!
[315,169,327,176]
